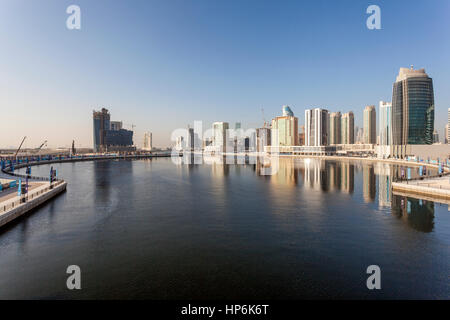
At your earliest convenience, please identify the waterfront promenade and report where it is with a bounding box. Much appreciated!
[0,180,67,228]
[393,176,450,202]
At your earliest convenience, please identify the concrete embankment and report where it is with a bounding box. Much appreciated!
[392,176,450,202]
[0,180,67,228]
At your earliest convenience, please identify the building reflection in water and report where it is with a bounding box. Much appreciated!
[340,162,354,194]
[276,158,299,186]
[257,158,355,193]
[93,160,133,212]
[303,159,329,191]
[259,157,435,232]
[328,161,341,192]
[375,163,392,208]
[177,155,436,232]
[363,164,376,203]
[93,160,112,203]
[391,195,435,232]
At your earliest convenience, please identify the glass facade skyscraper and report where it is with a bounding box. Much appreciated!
[392,67,434,145]
[282,105,294,117]
[379,101,392,145]
[93,108,111,152]
[93,108,134,152]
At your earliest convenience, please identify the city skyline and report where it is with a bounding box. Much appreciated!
[1,0,450,149]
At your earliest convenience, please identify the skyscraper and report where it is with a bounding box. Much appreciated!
[379,101,392,145]
[363,165,376,203]
[363,105,376,144]
[213,122,229,152]
[354,126,363,144]
[341,112,354,144]
[329,112,341,145]
[256,128,271,152]
[143,132,152,151]
[392,67,434,145]
[187,126,195,151]
[282,105,294,117]
[298,125,305,145]
[305,108,329,146]
[271,106,298,146]
[93,108,111,152]
[93,108,134,153]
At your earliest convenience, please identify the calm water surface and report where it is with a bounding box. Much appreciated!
[0,157,449,299]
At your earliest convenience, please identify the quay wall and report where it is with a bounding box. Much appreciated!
[392,181,450,201]
[0,181,67,228]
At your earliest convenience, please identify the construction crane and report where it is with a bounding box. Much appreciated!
[34,140,47,153]
[14,136,27,158]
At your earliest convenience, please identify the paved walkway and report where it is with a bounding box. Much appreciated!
[0,182,45,202]
[402,176,450,190]
[393,175,450,201]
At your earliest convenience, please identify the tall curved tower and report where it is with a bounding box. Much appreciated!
[282,105,294,117]
[392,67,434,145]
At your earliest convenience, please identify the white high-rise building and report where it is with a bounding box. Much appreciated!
[379,101,392,145]
[363,105,376,144]
[143,132,152,151]
[213,122,229,153]
[256,128,271,152]
[305,108,329,146]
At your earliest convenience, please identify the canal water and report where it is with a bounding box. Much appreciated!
[0,157,448,299]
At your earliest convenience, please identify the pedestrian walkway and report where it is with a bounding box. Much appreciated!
[393,175,450,200]
[0,182,45,202]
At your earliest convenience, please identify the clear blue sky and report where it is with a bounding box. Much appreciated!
[1,0,449,148]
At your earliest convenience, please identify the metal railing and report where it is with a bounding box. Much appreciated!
[392,163,450,183]
[0,180,65,214]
